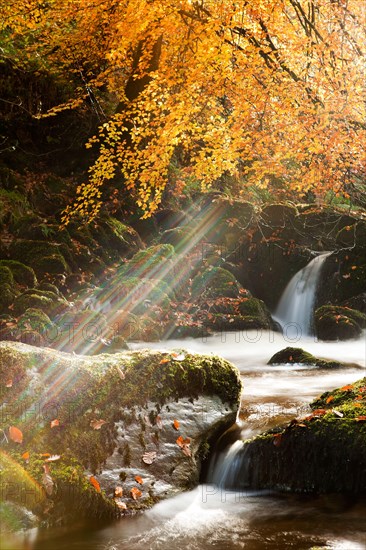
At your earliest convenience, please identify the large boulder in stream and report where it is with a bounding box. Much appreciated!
[268,347,356,369]
[0,341,241,532]
[314,305,366,341]
[229,378,366,494]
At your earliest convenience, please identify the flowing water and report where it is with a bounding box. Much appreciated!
[3,255,366,550]
[274,252,331,338]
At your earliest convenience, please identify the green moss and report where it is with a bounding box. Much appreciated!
[118,244,175,280]
[18,308,54,332]
[32,254,70,277]
[0,260,37,288]
[0,189,29,227]
[13,293,54,316]
[0,266,14,287]
[0,284,16,313]
[192,267,242,299]
[268,347,345,369]
[315,305,366,340]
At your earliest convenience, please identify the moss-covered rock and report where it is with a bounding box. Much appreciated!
[0,342,241,529]
[228,378,366,494]
[18,308,54,333]
[118,244,175,281]
[0,266,14,287]
[13,289,68,317]
[9,240,71,278]
[268,347,355,369]
[0,260,37,288]
[0,284,17,314]
[91,216,143,257]
[315,305,366,341]
[192,267,242,299]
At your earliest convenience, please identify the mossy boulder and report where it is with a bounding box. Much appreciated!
[0,284,17,314]
[9,240,71,278]
[0,342,241,529]
[192,267,242,299]
[87,217,143,261]
[238,297,273,327]
[315,305,366,341]
[268,347,355,369]
[229,378,366,494]
[118,244,175,281]
[18,308,54,333]
[13,289,69,317]
[0,266,14,287]
[0,260,37,288]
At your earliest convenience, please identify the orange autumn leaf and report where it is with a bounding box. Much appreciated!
[22,451,30,461]
[40,453,51,458]
[5,379,13,388]
[50,419,59,428]
[173,419,180,430]
[130,487,142,500]
[176,436,184,447]
[326,396,334,404]
[312,409,327,416]
[155,415,163,429]
[90,419,107,430]
[340,385,353,392]
[159,358,170,364]
[355,416,366,422]
[90,476,101,492]
[9,426,23,444]
[134,475,144,485]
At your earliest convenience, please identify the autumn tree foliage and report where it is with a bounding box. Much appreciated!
[2,0,365,219]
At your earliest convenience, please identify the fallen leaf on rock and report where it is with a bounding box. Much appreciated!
[172,353,185,361]
[156,415,163,429]
[326,396,334,404]
[5,379,13,388]
[90,419,107,430]
[173,419,180,430]
[9,426,23,444]
[90,476,101,492]
[115,500,127,510]
[182,444,192,457]
[312,409,327,416]
[340,384,353,391]
[142,451,157,464]
[130,487,142,500]
[45,455,61,462]
[135,475,144,485]
[50,419,59,428]
[22,451,30,461]
[176,436,190,448]
[114,486,123,497]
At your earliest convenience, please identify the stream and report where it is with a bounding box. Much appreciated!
[3,255,366,549]
[5,330,365,550]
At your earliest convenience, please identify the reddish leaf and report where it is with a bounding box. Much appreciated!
[159,358,170,364]
[326,396,334,404]
[273,434,282,447]
[22,451,30,461]
[355,416,366,422]
[182,444,192,457]
[156,415,163,429]
[340,384,353,392]
[135,475,144,485]
[90,476,101,492]
[42,464,54,496]
[173,419,180,430]
[5,379,13,388]
[50,419,59,428]
[130,487,142,500]
[312,409,327,416]
[90,419,107,430]
[9,426,23,444]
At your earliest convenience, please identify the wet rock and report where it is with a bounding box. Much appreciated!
[268,347,357,369]
[0,342,241,528]
[233,377,366,494]
[314,305,366,341]
[192,267,242,299]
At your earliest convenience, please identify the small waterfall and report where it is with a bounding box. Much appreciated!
[274,252,331,337]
